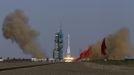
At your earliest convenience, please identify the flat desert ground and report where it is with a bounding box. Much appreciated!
[0,62,134,75]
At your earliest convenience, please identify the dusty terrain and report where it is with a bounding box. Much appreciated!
[0,62,133,75]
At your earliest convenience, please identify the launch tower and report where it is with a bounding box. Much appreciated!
[53,26,64,61]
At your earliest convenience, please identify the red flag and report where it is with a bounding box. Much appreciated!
[101,38,107,56]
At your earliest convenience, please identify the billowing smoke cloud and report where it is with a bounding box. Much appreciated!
[106,28,133,60]
[89,28,133,60]
[89,41,102,60]
[2,9,45,59]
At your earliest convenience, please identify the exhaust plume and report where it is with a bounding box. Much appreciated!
[106,28,133,60]
[89,28,133,60]
[89,42,102,60]
[2,9,45,59]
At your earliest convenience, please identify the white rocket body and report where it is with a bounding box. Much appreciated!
[67,34,71,57]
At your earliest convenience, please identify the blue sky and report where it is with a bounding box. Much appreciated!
[0,0,134,58]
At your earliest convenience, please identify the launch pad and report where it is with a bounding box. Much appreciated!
[64,57,75,62]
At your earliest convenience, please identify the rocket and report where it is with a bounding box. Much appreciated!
[67,34,71,57]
